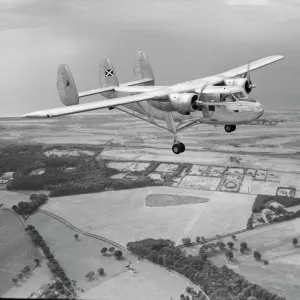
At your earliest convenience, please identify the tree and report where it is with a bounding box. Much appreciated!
[196,236,201,243]
[85,271,95,280]
[12,277,18,285]
[292,238,298,246]
[182,238,192,245]
[98,268,104,275]
[34,258,40,267]
[225,250,233,260]
[21,266,31,277]
[114,250,123,259]
[231,235,236,240]
[240,242,248,249]
[200,253,207,261]
[101,247,108,254]
[263,260,269,265]
[240,246,245,254]
[227,242,234,249]
[253,251,261,260]
[109,247,115,253]
[17,273,24,280]
[74,234,79,240]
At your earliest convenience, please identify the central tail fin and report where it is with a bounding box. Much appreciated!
[99,56,119,99]
[133,51,155,86]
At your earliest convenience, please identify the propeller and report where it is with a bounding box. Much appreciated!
[243,61,256,93]
[192,83,209,110]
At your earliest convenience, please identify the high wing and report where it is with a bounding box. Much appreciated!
[22,92,159,118]
[217,55,284,79]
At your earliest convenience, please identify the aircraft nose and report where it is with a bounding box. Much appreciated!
[253,99,264,117]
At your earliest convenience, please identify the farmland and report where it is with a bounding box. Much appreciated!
[183,218,300,300]
[42,186,256,246]
[0,209,46,297]
[81,260,203,300]
[27,212,136,291]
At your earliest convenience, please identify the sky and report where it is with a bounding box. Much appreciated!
[1,0,300,116]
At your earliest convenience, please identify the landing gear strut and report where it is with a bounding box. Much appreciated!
[172,140,186,154]
[224,125,236,133]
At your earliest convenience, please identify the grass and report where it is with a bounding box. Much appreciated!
[27,212,136,291]
[41,186,255,246]
[0,209,44,297]
[81,260,202,300]
[184,218,300,300]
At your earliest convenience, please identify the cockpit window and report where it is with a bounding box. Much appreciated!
[233,92,246,99]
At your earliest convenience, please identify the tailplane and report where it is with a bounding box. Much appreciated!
[132,51,155,86]
[99,56,119,99]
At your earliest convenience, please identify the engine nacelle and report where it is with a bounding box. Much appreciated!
[224,78,252,93]
[169,93,200,115]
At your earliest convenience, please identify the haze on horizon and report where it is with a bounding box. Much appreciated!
[1,0,300,117]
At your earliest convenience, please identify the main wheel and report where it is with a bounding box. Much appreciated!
[172,143,181,154]
[224,125,235,133]
[230,125,236,132]
[179,142,185,153]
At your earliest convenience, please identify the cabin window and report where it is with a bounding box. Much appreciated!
[208,105,215,111]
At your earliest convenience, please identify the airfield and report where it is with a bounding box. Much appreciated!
[1,109,300,299]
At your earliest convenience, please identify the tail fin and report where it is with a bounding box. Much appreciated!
[99,56,119,99]
[57,64,79,106]
[133,51,155,86]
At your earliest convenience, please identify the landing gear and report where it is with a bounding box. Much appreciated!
[172,142,186,154]
[224,125,236,133]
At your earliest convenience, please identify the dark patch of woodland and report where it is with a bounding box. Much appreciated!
[2,144,163,197]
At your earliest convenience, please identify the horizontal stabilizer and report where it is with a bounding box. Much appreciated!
[115,85,165,93]
[78,87,116,98]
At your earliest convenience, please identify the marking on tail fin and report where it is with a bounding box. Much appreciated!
[105,69,114,77]
[57,64,79,106]
[99,56,119,99]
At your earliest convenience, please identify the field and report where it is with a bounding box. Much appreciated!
[41,186,256,246]
[81,260,203,300]
[27,212,136,291]
[184,218,300,300]
[0,209,46,297]
[3,260,53,299]
[0,190,32,208]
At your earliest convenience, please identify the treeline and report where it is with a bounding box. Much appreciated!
[12,194,48,217]
[126,238,286,300]
[49,176,161,197]
[252,194,300,213]
[26,225,75,297]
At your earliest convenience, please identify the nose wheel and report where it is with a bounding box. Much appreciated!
[224,125,236,133]
[172,142,185,154]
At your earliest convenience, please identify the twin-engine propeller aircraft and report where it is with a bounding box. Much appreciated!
[23,51,284,154]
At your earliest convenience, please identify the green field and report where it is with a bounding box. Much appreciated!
[184,218,300,300]
[0,209,43,296]
[27,212,136,291]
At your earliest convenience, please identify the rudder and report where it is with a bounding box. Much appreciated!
[133,51,155,86]
[99,56,119,99]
